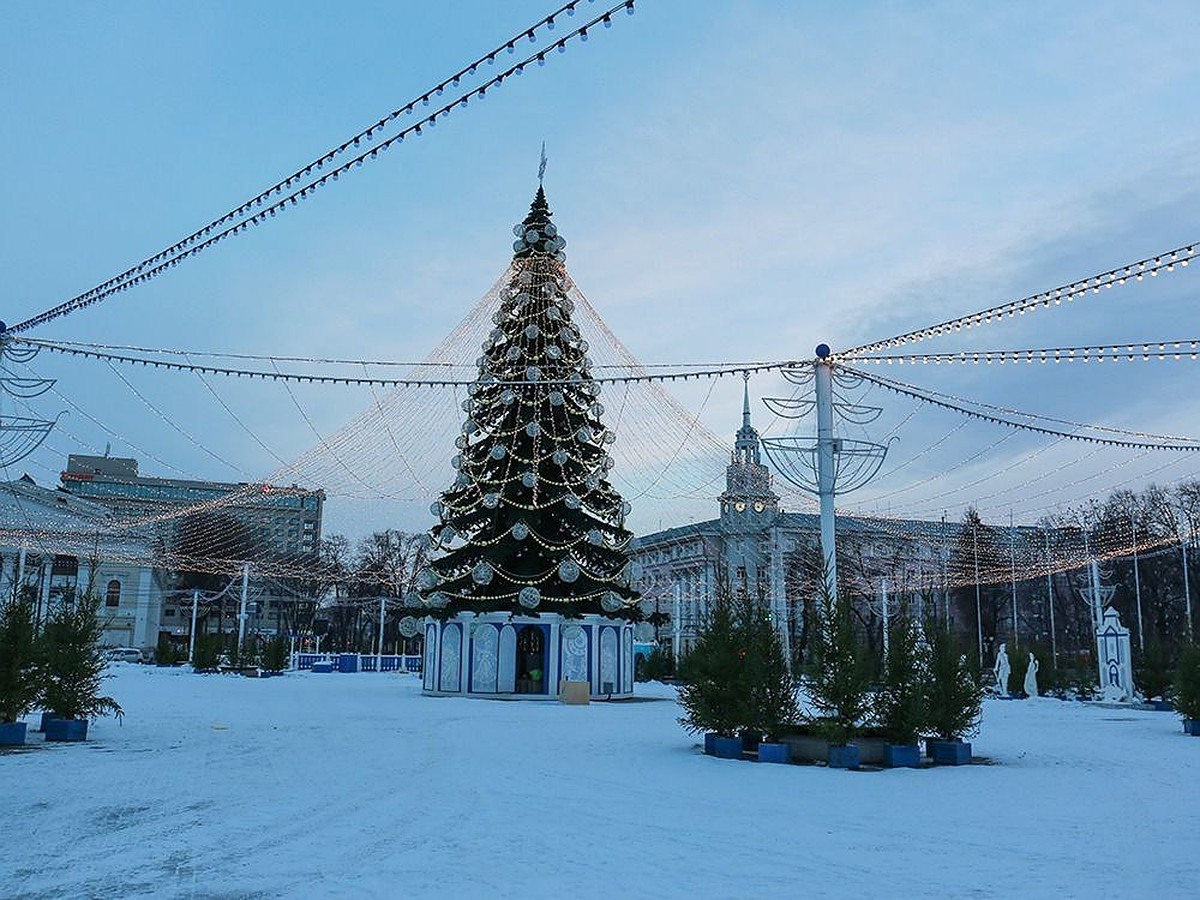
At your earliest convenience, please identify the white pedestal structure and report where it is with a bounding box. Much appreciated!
[1096,607,1135,702]
[421,613,635,700]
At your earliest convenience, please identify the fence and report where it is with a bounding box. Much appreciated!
[292,653,422,673]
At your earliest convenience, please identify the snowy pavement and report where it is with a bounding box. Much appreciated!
[2,666,1196,899]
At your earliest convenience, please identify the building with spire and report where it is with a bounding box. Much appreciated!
[629,387,954,662]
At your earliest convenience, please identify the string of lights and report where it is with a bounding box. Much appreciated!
[847,365,1200,452]
[840,243,1197,357]
[849,339,1200,367]
[18,336,793,387]
[6,0,640,336]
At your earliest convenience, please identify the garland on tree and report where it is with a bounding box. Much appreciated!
[416,187,641,621]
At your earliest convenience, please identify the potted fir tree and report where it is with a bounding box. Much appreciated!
[1173,642,1200,736]
[874,608,927,768]
[0,595,39,746]
[1135,635,1175,711]
[805,578,872,769]
[38,595,123,742]
[741,595,799,764]
[260,636,289,676]
[677,593,749,759]
[923,619,984,765]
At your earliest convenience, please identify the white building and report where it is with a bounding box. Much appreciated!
[0,475,164,651]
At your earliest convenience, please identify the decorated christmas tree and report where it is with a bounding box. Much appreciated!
[416,187,640,621]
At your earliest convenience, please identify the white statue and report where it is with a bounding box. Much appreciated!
[1024,652,1039,698]
[994,643,1010,697]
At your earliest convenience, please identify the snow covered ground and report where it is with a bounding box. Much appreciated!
[3,666,1196,899]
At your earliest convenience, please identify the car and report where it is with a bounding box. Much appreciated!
[104,647,142,663]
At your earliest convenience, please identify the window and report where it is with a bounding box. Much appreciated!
[105,579,121,608]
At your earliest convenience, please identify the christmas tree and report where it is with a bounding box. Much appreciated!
[417,187,640,621]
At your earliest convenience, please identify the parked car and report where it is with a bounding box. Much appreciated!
[104,647,142,663]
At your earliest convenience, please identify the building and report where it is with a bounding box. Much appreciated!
[60,454,325,557]
[0,475,163,650]
[629,383,956,661]
[59,454,326,647]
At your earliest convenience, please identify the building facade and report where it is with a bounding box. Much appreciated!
[629,384,955,661]
[0,475,163,650]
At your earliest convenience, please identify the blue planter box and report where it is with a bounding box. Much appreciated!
[1152,700,1174,712]
[930,740,972,765]
[312,661,334,673]
[711,735,744,759]
[883,743,921,768]
[0,721,27,746]
[704,733,718,755]
[37,711,60,733]
[1183,719,1200,736]
[337,654,359,673]
[757,742,791,764]
[827,744,860,769]
[45,718,88,742]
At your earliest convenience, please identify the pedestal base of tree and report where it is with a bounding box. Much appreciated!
[421,613,635,701]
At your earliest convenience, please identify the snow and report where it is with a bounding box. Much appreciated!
[3,667,1197,899]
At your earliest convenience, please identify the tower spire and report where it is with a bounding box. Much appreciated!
[734,372,761,466]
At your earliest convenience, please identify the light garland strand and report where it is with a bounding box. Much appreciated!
[841,243,1197,358]
[6,0,640,336]
[850,339,1200,367]
[17,337,794,387]
[847,365,1200,451]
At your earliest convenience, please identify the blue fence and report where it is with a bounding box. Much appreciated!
[294,653,421,673]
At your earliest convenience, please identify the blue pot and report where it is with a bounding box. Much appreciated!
[0,721,27,746]
[711,735,744,760]
[703,733,718,755]
[37,711,59,733]
[827,744,860,769]
[312,661,334,673]
[1152,700,1174,712]
[337,654,359,673]
[1183,719,1200,736]
[757,742,791,764]
[930,739,972,765]
[45,718,88,742]
[883,743,921,768]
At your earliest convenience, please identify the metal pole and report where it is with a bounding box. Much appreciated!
[973,524,983,669]
[814,346,838,606]
[1184,532,1194,641]
[237,562,249,650]
[377,594,386,672]
[672,581,682,662]
[1131,511,1144,652]
[881,577,890,662]
[188,589,199,664]
[1009,510,1018,650]
[1045,530,1056,671]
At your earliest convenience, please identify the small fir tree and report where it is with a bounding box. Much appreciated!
[874,604,928,746]
[192,635,221,672]
[0,595,39,724]
[677,592,748,738]
[805,576,872,746]
[261,636,289,673]
[156,632,178,665]
[635,647,674,683]
[38,595,123,722]
[417,188,639,621]
[1173,642,1200,721]
[923,617,984,742]
[740,595,798,741]
[1134,633,1175,703]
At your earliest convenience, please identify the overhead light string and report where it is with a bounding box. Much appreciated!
[840,243,1197,358]
[6,0,642,336]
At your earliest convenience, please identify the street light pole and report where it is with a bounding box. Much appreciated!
[377,594,386,671]
[188,589,199,664]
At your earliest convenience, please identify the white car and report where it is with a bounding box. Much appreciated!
[105,647,142,663]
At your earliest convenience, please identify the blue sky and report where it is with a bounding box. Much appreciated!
[2,1,1199,539]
